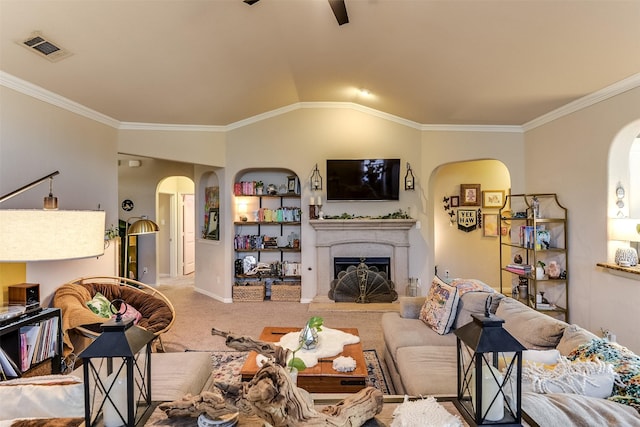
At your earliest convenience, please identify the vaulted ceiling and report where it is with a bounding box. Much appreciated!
[1,0,639,127]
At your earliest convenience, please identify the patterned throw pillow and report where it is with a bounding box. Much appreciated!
[86,292,114,318]
[419,276,460,335]
[568,338,640,412]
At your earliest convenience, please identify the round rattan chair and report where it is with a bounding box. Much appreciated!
[53,275,175,355]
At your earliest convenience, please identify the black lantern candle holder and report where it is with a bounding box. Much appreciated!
[80,304,155,427]
[454,301,525,426]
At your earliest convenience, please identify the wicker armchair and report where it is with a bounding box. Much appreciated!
[53,275,175,356]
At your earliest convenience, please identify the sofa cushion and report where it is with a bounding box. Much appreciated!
[381,312,456,360]
[0,375,84,421]
[454,291,503,329]
[495,297,567,349]
[72,351,212,402]
[522,392,640,426]
[556,324,598,356]
[395,345,458,396]
[399,296,426,319]
[419,276,459,334]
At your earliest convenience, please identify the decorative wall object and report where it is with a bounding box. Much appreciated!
[483,214,499,236]
[482,190,505,209]
[457,209,478,232]
[204,186,220,240]
[460,184,481,206]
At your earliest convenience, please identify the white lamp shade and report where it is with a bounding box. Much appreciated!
[0,210,105,262]
[608,218,640,242]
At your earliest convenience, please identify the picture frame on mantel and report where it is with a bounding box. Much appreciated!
[460,184,481,206]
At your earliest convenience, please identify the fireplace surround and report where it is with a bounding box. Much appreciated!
[310,219,416,299]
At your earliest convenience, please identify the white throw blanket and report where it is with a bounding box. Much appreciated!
[391,395,462,427]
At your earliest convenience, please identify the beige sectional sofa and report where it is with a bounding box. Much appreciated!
[382,283,640,424]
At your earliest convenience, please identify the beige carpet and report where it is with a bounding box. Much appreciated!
[156,276,389,360]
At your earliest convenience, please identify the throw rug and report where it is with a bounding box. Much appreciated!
[193,349,393,395]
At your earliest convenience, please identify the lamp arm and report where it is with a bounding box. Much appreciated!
[0,171,60,204]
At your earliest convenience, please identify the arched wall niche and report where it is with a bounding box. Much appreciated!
[607,119,640,262]
[431,158,511,287]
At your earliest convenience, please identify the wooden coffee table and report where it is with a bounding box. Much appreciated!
[240,326,368,393]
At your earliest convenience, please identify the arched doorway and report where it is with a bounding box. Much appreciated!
[431,159,511,286]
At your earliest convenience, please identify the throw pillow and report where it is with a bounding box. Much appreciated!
[112,302,142,324]
[86,292,115,318]
[513,357,616,399]
[495,297,566,349]
[556,324,599,356]
[568,338,640,412]
[419,276,459,335]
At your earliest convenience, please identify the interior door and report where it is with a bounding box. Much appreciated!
[182,194,195,275]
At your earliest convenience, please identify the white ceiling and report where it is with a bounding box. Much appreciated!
[1,0,639,127]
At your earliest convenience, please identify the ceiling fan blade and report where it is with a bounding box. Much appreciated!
[328,0,349,25]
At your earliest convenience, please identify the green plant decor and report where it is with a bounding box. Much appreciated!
[288,316,324,372]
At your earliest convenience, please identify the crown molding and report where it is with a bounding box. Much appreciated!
[3,70,637,134]
[119,122,226,132]
[523,72,640,131]
[0,71,120,128]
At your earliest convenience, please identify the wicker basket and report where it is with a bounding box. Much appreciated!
[271,282,301,302]
[233,283,265,302]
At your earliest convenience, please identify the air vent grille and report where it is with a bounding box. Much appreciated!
[19,32,72,62]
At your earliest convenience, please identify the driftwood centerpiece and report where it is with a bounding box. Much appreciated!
[209,327,384,427]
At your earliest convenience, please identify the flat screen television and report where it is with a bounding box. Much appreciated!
[326,159,400,201]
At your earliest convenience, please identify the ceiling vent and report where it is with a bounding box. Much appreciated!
[19,32,72,62]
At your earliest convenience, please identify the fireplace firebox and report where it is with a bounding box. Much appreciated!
[334,257,391,280]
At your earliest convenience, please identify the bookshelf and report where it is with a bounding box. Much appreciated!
[0,308,62,380]
[499,193,569,321]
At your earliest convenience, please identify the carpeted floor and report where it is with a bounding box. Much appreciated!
[196,349,393,395]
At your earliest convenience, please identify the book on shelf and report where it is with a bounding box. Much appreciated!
[0,347,18,379]
[536,303,557,310]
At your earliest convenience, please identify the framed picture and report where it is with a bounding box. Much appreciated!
[482,190,505,209]
[287,176,297,193]
[206,208,219,240]
[483,214,499,236]
[460,184,481,206]
[450,196,459,208]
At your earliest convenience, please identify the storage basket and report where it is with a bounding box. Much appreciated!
[233,283,265,302]
[271,282,301,302]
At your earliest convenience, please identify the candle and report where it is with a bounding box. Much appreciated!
[103,371,127,427]
[470,364,504,422]
[310,197,315,205]
[317,196,322,205]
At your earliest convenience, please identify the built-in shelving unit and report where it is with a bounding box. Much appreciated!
[233,177,302,301]
[499,193,569,321]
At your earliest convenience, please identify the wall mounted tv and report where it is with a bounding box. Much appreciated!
[326,159,401,201]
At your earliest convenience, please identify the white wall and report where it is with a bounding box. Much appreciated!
[0,86,119,302]
[525,86,640,353]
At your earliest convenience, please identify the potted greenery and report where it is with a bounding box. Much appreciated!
[255,181,264,195]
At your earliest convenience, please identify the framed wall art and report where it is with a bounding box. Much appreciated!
[482,190,505,209]
[460,184,481,206]
[483,214,499,236]
[450,196,459,207]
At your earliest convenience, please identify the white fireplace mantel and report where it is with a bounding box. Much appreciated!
[310,219,416,299]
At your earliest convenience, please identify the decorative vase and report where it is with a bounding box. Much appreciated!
[615,247,638,267]
[536,266,545,280]
[299,324,318,350]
